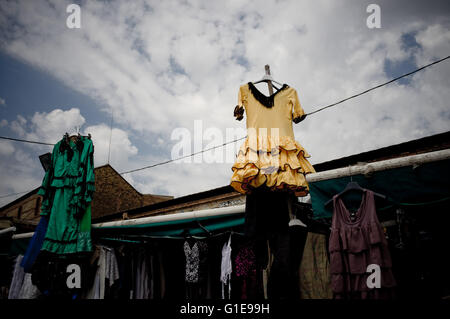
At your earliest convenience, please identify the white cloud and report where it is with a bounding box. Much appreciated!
[27,108,85,143]
[0,141,14,156]
[84,124,138,169]
[0,0,449,200]
[8,108,85,143]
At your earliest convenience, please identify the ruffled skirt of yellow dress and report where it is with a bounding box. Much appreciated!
[230,136,316,197]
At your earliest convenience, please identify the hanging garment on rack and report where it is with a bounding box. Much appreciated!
[18,273,41,299]
[329,190,397,299]
[234,243,258,299]
[8,255,25,299]
[85,245,120,299]
[184,240,200,283]
[288,224,308,299]
[230,82,315,197]
[38,135,95,255]
[135,248,150,299]
[262,242,274,300]
[184,240,208,283]
[184,240,208,299]
[299,232,333,299]
[220,234,233,299]
[20,216,49,273]
[244,187,291,300]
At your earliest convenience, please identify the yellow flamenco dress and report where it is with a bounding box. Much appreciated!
[230,82,315,197]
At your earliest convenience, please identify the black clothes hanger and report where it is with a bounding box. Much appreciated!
[324,179,386,208]
[196,220,212,237]
[181,229,195,247]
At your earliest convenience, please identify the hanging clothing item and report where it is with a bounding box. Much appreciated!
[329,190,397,299]
[230,82,315,197]
[244,187,291,300]
[135,248,150,299]
[86,246,120,299]
[299,232,333,299]
[8,255,25,299]
[234,243,258,299]
[220,234,233,299]
[184,240,200,283]
[85,246,105,299]
[288,224,308,299]
[18,273,41,299]
[20,216,48,273]
[184,240,208,284]
[262,242,274,299]
[105,247,120,288]
[184,240,208,300]
[38,136,95,255]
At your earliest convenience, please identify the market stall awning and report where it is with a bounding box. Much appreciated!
[307,150,450,219]
[9,205,246,252]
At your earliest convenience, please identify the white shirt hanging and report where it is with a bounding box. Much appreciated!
[220,234,233,299]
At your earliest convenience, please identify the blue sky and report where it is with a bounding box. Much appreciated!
[0,51,107,134]
[0,0,449,206]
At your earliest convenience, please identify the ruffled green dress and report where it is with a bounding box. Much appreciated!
[38,136,95,254]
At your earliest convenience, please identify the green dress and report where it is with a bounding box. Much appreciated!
[38,136,95,255]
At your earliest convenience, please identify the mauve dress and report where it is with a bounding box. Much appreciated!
[329,190,396,299]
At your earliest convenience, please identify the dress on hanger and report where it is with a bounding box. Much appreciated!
[38,135,95,254]
[329,190,397,299]
[231,82,315,196]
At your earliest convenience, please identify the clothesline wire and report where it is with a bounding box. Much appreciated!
[0,55,449,199]
[306,55,450,116]
[119,136,247,175]
[0,136,54,146]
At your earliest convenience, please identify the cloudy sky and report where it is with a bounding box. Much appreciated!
[0,0,449,206]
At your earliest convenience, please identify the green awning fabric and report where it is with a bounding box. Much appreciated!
[310,158,450,219]
[93,212,245,241]
[6,212,245,254]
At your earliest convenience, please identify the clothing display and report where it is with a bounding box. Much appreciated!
[184,240,200,283]
[262,242,274,299]
[329,190,397,299]
[20,216,48,273]
[86,245,120,299]
[8,255,41,299]
[234,243,258,299]
[18,273,41,299]
[38,135,95,255]
[8,255,25,299]
[135,248,150,299]
[220,234,232,299]
[231,82,315,196]
[183,240,209,299]
[299,232,333,299]
[244,187,292,300]
[183,240,208,284]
